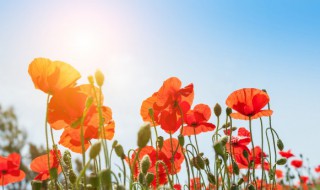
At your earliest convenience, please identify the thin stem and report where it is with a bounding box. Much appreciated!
[44,94,51,181]
[80,119,87,188]
[260,118,265,190]
[248,117,257,188]
[121,158,127,187]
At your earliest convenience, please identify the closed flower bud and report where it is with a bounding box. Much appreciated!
[63,150,72,168]
[89,173,99,188]
[69,169,77,184]
[95,69,104,87]
[195,154,205,170]
[247,184,256,190]
[145,172,155,186]
[138,172,145,184]
[232,161,239,175]
[89,142,101,159]
[88,75,94,84]
[276,158,287,165]
[237,178,244,185]
[178,134,184,147]
[220,136,229,146]
[232,127,237,131]
[31,180,42,190]
[222,122,231,128]
[243,150,249,158]
[214,103,222,117]
[100,169,112,188]
[137,122,151,148]
[157,136,164,149]
[140,155,151,174]
[277,139,284,151]
[204,157,210,166]
[226,107,232,116]
[115,144,125,159]
[112,140,118,149]
[213,141,225,158]
[207,172,215,184]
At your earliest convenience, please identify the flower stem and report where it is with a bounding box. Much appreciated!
[44,94,51,181]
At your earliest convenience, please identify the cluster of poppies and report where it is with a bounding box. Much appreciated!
[1,57,320,190]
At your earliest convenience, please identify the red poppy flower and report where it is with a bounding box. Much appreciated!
[291,159,303,168]
[0,153,25,186]
[128,138,184,188]
[275,169,283,179]
[279,150,294,159]
[28,57,81,94]
[182,104,216,136]
[315,165,320,173]
[226,127,251,156]
[173,184,181,190]
[140,77,194,134]
[226,88,273,120]
[300,176,308,184]
[190,178,202,190]
[234,146,266,169]
[30,150,62,180]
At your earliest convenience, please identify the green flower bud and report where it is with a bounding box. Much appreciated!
[89,142,101,159]
[145,172,155,186]
[88,75,94,84]
[214,141,225,158]
[232,161,239,175]
[226,107,232,116]
[178,134,184,147]
[63,150,72,168]
[31,180,42,190]
[196,154,205,170]
[220,136,229,146]
[276,158,287,165]
[140,155,151,174]
[115,144,125,159]
[214,103,222,117]
[95,69,104,87]
[243,149,249,159]
[138,172,145,184]
[204,157,210,166]
[207,172,216,184]
[277,139,284,151]
[137,122,151,148]
[69,169,77,184]
[89,173,99,188]
[112,140,118,149]
[232,127,237,131]
[237,178,244,185]
[157,136,164,149]
[247,184,256,190]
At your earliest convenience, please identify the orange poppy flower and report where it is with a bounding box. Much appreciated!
[234,146,266,169]
[300,176,309,184]
[275,169,283,178]
[291,159,303,168]
[226,88,273,120]
[140,77,194,134]
[0,153,25,186]
[28,57,81,94]
[279,150,294,159]
[182,104,216,136]
[190,178,202,190]
[30,150,62,180]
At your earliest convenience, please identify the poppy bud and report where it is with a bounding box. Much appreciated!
[89,173,99,188]
[231,184,239,190]
[276,158,287,165]
[204,157,210,166]
[137,122,151,148]
[178,134,184,147]
[115,144,125,159]
[207,172,216,184]
[277,139,284,151]
[247,184,256,190]
[95,69,104,87]
[31,180,42,190]
[157,136,164,149]
[100,169,112,189]
[112,140,118,149]
[49,168,58,180]
[262,89,267,93]
[232,161,240,175]
[89,142,101,159]
[145,172,155,186]
[140,155,151,174]
[222,122,231,128]
[220,136,229,146]
[69,169,77,184]
[88,75,94,84]
[213,141,225,158]
[226,107,232,116]
[214,103,222,117]
[63,150,72,168]
[232,127,237,131]
[195,154,205,170]
[243,150,249,159]
[237,178,244,185]
[138,172,144,184]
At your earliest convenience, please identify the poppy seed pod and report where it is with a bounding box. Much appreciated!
[214,103,222,117]
[178,134,185,147]
[277,139,284,151]
[276,158,287,165]
[89,142,101,159]
[95,69,104,87]
[145,172,155,186]
[88,75,94,84]
[137,122,151,148]
[69,169,77,184]
[115,144,125,159]
[226,107,232,116]
[31,180,42,190]
[157,136,164,149]
[207,172,216,184]
[140,155,151,174]
[89,173,100,188]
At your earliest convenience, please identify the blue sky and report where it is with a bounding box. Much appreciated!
[1,0,320,177]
